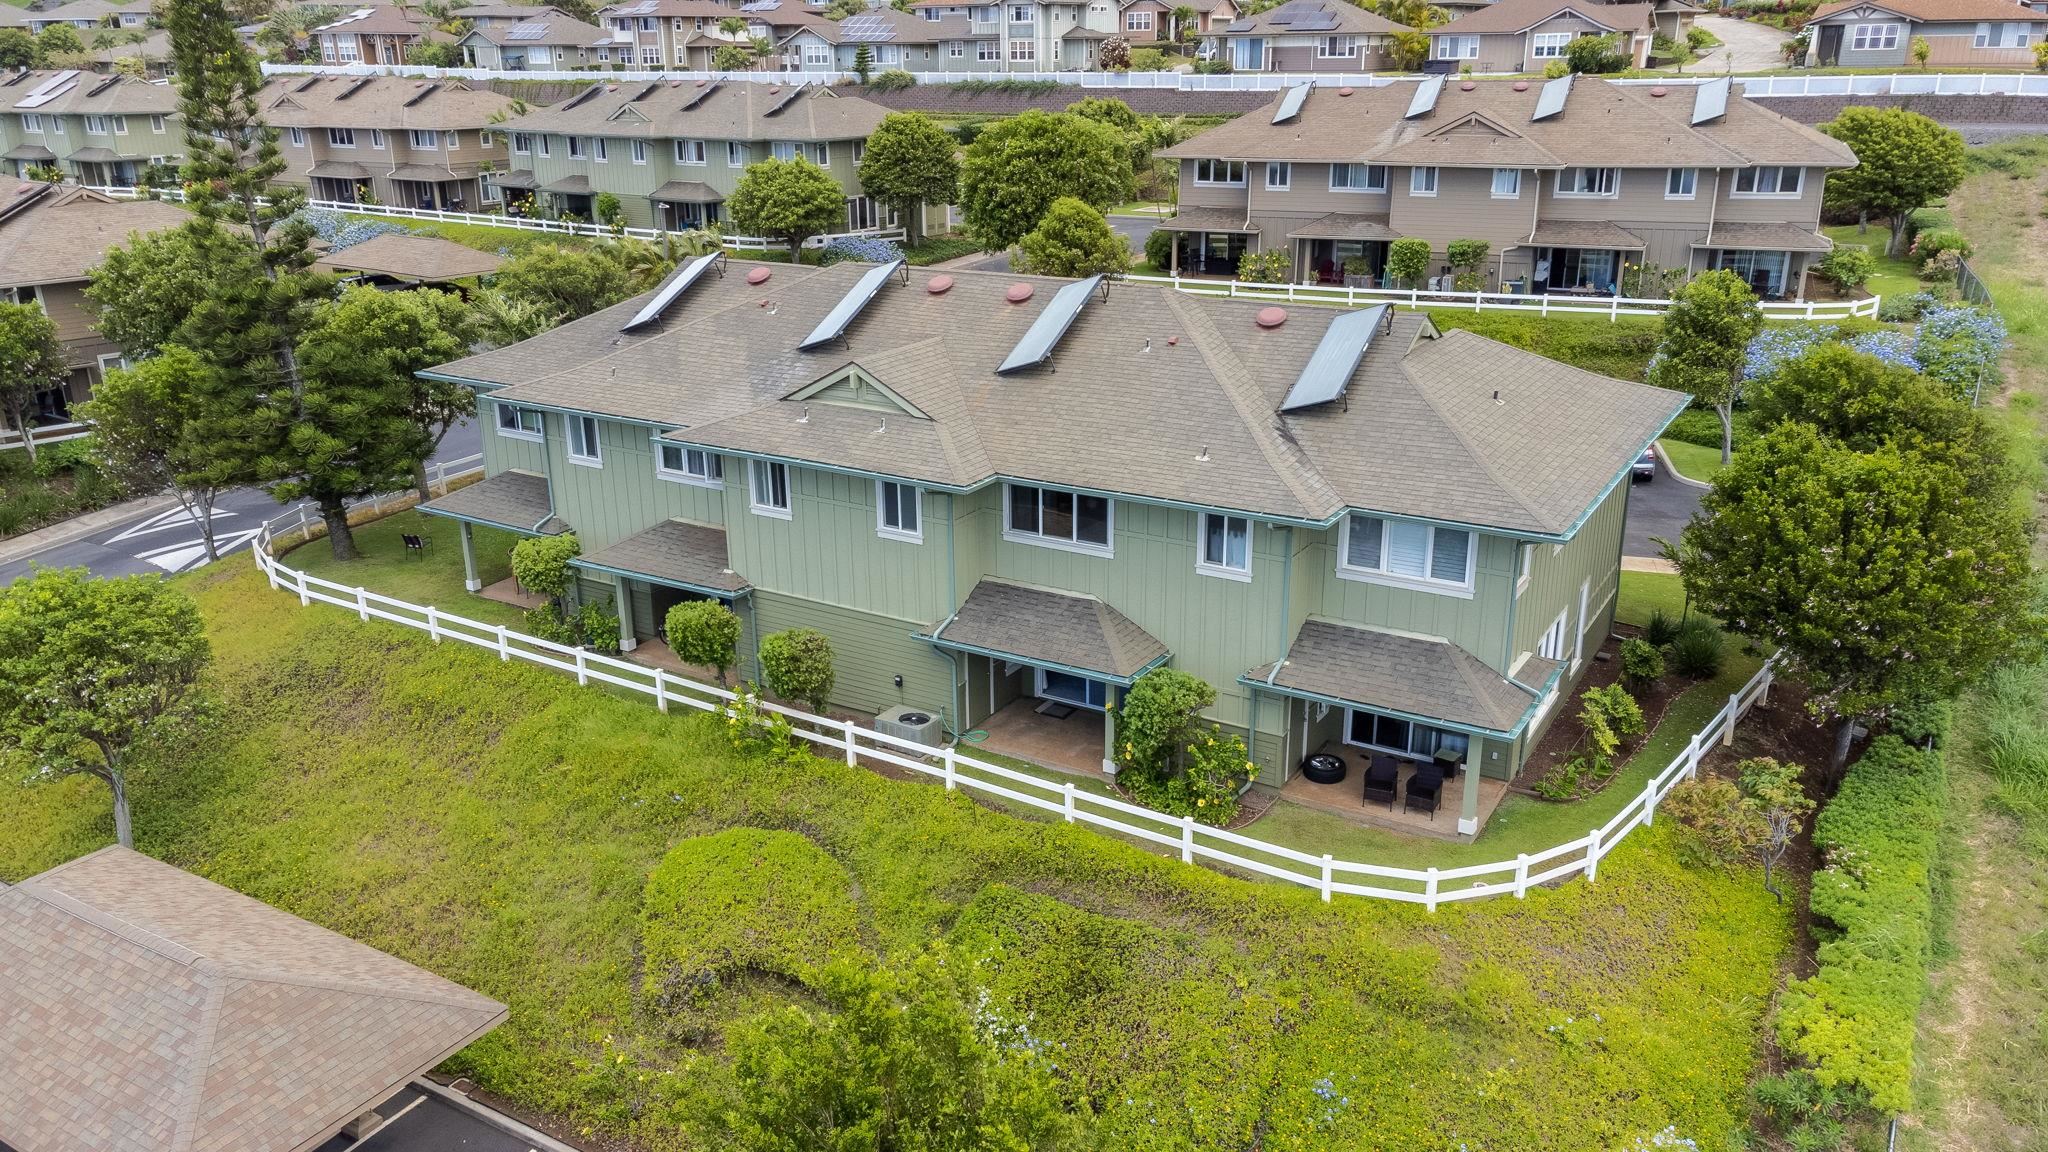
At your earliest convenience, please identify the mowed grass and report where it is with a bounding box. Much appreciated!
[1658,437,1727,484]
[0,560,1792,1151]
[1823,223,1924,302]
[285,508,531,631]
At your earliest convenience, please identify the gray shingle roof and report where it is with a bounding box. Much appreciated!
[257,75,518,132]
[0,185,189,289]
[1219,0,1409,36]
[1287,212,1398,242]
[1694,221,1833,251]
[574,518,749,594]
[501,81,887,143]
[1433,0,1653,34]
[1247,618,1558,733]
[313,232,505,281]
[418,470,568,534]
[461,10,612,45]
[929,579,1168,682]
[649,178,721,202]
[1156,205,1260,233]
[0,846,506,1152]
[1529,219,1646,249]
[3,70,178,116]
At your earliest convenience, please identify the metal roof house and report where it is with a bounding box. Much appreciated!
[418,257,1683,839]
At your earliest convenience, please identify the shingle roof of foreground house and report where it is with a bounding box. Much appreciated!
[0,184,190,288]
[1159,75,1857,170]
[428,259,1685,538]
[0,846,507,1152]
[256,74,518,131]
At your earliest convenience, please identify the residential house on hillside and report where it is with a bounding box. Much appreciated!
[1426,0,1659,72]
[0,0,154,33]
[95,29,176,79]
[595,0,833,70]
[781,9,994,74]
[261,74,518,210]
[459,10,616,68]
[495,81,891,231]
[1804,0,2048,66]
[312,5,447,64]
[0,70,180,186]
[0,182,189,449]
[1156,76,1855,299]
[453,3,572,26]
[901,0,1122,70]
[1196,0,1410,72]
[418,256,1683,838]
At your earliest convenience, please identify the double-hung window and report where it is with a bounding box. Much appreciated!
[150,114,165,132]
[656,443,723,486]
[513,132,533,155]
[22,114,39,133]
[1409,166,1438,196]
[852,139,867,164]
[810,142,830,166]
[288,126,306,146]
[1005,483,1111,554]
[876,480,921,542]
[804,41,831,65]
[1125,9,1151,30]
[567,136,584,159]
[677,138,706,165]
[1849,21,1898,50]
[1265,161,1290,191]
[1192,158,1246,186]
[1665,166,1697,198]
[1531,30,1571,57]
[111,115,128,135]
[749,459,791,518]
[567,415,602,465]
[728,141,749,167]
[1318,34,1356,57]
[495,403,543,440]
[1197,513,1250,579]
[978,40,1000,60]
[1556,166,1618,196]
[771,140,798,161]
[537,135,552,158]
[1490,168,1520,197]
[1338,513,1473,593]
[411,129,439,149]
[1329,162,1387,192]
[631,139,647,164]
[1733,165,1802,196]
[593,137,608,163]
[1434,34,1477,59]
[328,127,355,147]
[1009,38,1036,61]
[948,39,965,56]
[369,128,386,149]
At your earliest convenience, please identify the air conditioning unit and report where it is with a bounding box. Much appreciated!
[874,705,944,748]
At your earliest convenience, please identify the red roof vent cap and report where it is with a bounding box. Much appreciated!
[1255,306,1287,329]
[927,274,955,294]
[1512,80,1529,91]
[1005,283,1034,303]
[746,266,772,285]
[1460,80,1475,91]
[1336,86,1354,96]
[1649,85,1669,97]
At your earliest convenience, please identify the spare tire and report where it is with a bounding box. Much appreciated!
[1300,753,1346,785]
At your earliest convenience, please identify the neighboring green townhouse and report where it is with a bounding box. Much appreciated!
[0,0,155,34]
[260,75,520,212]
[418,257,1682,837]
[495,81,892,233]
[781,8,1000,75]
[0,70,181,186]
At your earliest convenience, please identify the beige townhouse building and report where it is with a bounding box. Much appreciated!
[261,74,519,211]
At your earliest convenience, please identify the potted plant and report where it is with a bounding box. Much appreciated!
[1341,255,1373,288]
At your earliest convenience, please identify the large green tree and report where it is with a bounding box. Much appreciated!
[77,349,236,562]
[491,243,634,326]
[0,28,37,68]
[33,23,86,66]
[0,301,70,467]
[1648,269,1763,465]
[1821,107,1967,256]
[1677,421,2041,776]
[87,223,264,359]
[728,156,848,257]
[857,112,959,243]
[0,568,211,849]
[958,110,1134,252]
[1018,196,1131,277]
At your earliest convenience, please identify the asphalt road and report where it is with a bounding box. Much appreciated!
[0,419,482,585]
[966,214,1161,274]
[1622,465,1704,560]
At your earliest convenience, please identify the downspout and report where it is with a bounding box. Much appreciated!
[530,411,559,534]
[942,492,964,739]
[1695,168,1722,277]
[1502,542,1519,674]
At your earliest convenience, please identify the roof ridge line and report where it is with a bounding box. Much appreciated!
[169,972,226,1152]
[1399,329,1550,528]
[16,879,206,967]
[206,966,508,1011]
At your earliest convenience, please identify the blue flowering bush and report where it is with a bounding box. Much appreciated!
[1841,329,1921,371]
[1913,303,2007,400]
[293,208,418,252]
[1742,325,1837,383]
[817,235,905,266]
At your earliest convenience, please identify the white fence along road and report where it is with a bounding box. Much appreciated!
[1125,274,1882,322]
[252,500,1777,908]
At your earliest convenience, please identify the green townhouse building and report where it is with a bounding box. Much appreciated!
[494,80,894,234]
[417,257,1682,837]
[0,70,181,186]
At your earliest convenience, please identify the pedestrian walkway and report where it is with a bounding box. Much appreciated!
[0,492,180,567]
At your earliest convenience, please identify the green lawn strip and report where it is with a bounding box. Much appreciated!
[1822,224,1923,302]
[338,211,594,256]
[0,561,1791,1150]
[282,508,531,631]
[1658,437,1726,484]
[1615,570,1687,628]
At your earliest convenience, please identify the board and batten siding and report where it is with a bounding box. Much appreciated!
[749,590,958,721]
[722,465,955,624]
[1307,524,1517,674]
[485,405,726,550]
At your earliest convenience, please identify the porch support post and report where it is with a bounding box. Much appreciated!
[460,521,481,592]
[1457,752,1482,837]
[1102,692,1117,774]
[1169,230,1179,276]
[613,573,636,652]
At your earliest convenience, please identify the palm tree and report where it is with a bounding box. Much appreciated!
[717,15,748,39]
[1372,0,1449,29]
[1170,4,1198,41]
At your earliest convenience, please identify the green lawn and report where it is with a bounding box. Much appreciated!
[282,508,531,631]
[1823,223,1923,303]
[0,559,1792,1151]
[1658,437,1726,484]
[339,211,594,257]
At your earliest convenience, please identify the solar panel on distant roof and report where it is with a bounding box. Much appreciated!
[799,259,905,351]
[621,251,724,333]
[842,12,896,39]
[1295,11,1336,30]
[1280,304,1388,412]
[1272,83,1310,125]
[1530,72,1571,121]
[1403,73,1441,119]
[997,275,1102,375]
[1224,18,1252,31]
[1691,74,1729,125]
[506,20,551,38]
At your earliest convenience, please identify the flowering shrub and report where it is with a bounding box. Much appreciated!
[1118,723,1255,825]
[292,208,417,251]
[1917,247,1963,283]
[1841,328,1921,371]
[1742,324,1836,382]
[817,235,904,266]
[1914,302,2007,400]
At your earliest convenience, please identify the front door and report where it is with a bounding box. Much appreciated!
[1817,24,1842,64]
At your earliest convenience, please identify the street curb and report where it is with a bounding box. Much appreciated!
[0,493,183,567]
[412,1079,584,1152]
[1653,440,1713,491]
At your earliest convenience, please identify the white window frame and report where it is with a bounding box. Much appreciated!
[327,127,355,148]
[1196,512,1251,581]
[1555,166,1619,197]
[150,114,165,132]
[1665,166,1697,199]
[771,140,798,162]
[567,415,602,466]
[1490,168,1520,198]
[810,142,830,166]
[537,135,551,159]
[1335,513,1475,596]
[1009,2,1034,20]
[749,459,792,518]
[949,39,965,56]
[1009,38,1036,61]
[513,132,533,155]
[1034,667,1108,711]
[112,115,128,136]
[1265,161,1290,191]
[410,129,439,149]
[1193,158,1247,186]
[1317,34,1356,58]
[1409,166,1438,196]
[1536,608,1568,660]
[1329,162,1387,193]
[1126,8,1152,30]
[631,139,648,165]
[728,141,748,168]
[369,128,386,150]
[876,480,923,543]
[1732,165,1803,197]
[1849,21,1899,51]
[593,137,609,163]
[803,41,831,65]
[567,136,585,160]
[22,114,40,133]
[1003,482,1114,557]
[1531,30,1571,58]
[288,126,306,146]
[495,403,543,441]
[977,39,1000,60]
[655,443,723,487]
[1434,34,1477,59]
[677,138,707,165]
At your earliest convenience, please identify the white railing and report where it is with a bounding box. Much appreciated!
[250,500,1776,907]
[1730,72,2048,97]
[1125,274,1881,322]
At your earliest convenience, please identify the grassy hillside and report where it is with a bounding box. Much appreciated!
[1,560,1791,1151]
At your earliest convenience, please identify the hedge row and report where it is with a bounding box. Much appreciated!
[1775,735,1947,1114]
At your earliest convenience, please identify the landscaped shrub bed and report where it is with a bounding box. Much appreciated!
[1775,735,1947,1113]
[1425,313,1662,381]
[0,437,131,539]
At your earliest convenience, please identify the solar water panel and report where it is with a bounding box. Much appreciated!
[997,275,1102,375]
[621,252,724,333]
[1403,73,1441,119]
[799,259,905,351]
[1690,75,1729,125]
[1272,83,1310,125]
[1280,304,1388,412]
[1530,72,1571,121]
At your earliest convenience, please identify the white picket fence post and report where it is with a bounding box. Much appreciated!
[1063,782,1076,823]
[355,587,368,622]
[654,672,668,713]
[1425,867,1440,913]
[1586,827,1602,884]
[943,747,957,791]
[497,625,510,661]
[843,719,858,766]
[1180,815,1195,863]
[574,649,588,686]
[1514,853,1530,898]
[1320,854,1333,902]
[426,605,440,643]
[1642,779,1659,826]
[1724,694,1740,746]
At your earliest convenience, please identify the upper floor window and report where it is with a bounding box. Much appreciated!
[728,141,749,167]
[771,140,798,161]
[537,135,551,158]
[1010,2,1034,20]
[852,138,867,164]
[810,142,830,166]
[677,138,706,164]
[656,443,722,487]
[1193,159,1246,186]
[1329,162,1387,192]
[1265,161,1290,191]
[1198,512,1250,580]
[1434,34,1477,59]
[369,128,386,149]
[84,115,109,134]
[593,137,609,163]
[150,114,166,132]
[750,459,792,518]
[877,480,922,542]
[1318,34,1356,57]
[1849,21,1899,50]
[567,136,585,159]
[1409,166,1438,196]
[495,403,543,440]
[1005,483,1111,555]
[410,129,439,149]
[288,126,305,146]
[513,132,533,155]
[1531,30,1571,57]
[1733,165,1803,196]
[22,114,40,132]
[567,415,602,465]
[1338,513,1473,593]
[1556,166,1618,196]
[1490,168,1520,197]
[632,139,648,164]
[1665,167,1697,198]
[327,127,355,147]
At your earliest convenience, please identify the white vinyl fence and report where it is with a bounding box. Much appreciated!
[1125,274,1883,322]
[253,500,1777,908]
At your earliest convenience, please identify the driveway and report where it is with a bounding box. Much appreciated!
[315,1084,562,1152]
[1622,465,1704,560]
[1688,14,1791,72]
[964,214,1160,274]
